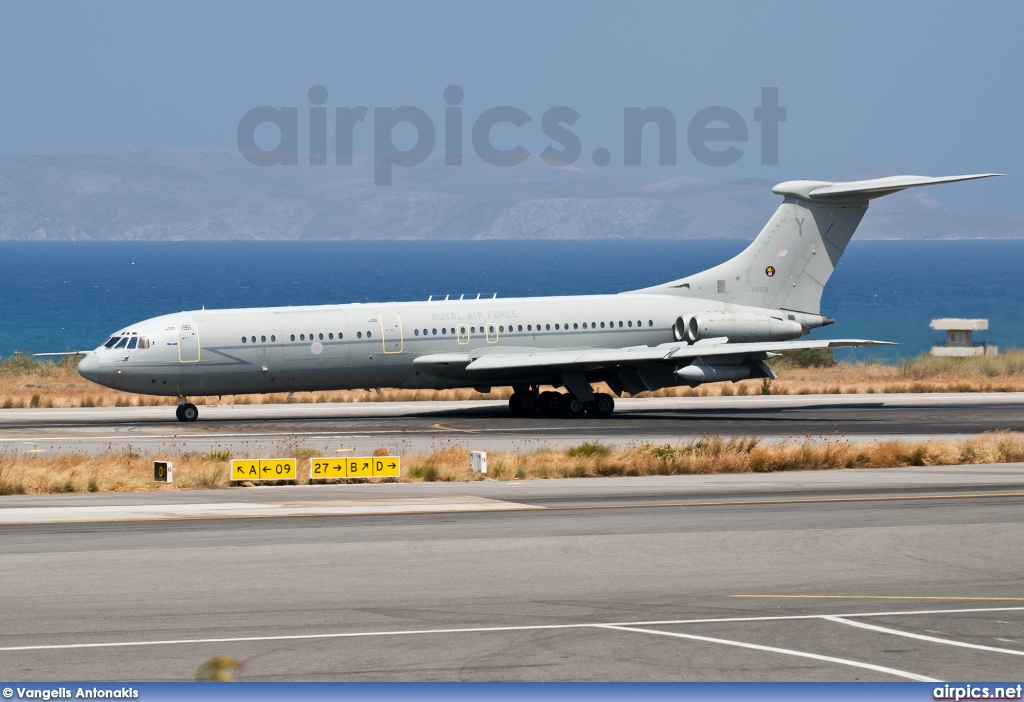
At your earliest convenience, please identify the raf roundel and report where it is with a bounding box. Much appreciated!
[765,265,776,278]
[310,341,324,355]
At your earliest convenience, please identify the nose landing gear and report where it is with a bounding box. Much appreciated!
[176,398,199,422]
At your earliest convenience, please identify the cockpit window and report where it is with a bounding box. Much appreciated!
[103,337,120,348]
[138,337,150,349]
[114,337,129,349]
[127,337,138,349]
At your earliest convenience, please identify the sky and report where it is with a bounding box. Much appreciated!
[1,0,1021,213]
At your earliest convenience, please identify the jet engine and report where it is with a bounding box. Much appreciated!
[674,313,804,344]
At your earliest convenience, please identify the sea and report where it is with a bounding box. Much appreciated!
[2,240,1022,362]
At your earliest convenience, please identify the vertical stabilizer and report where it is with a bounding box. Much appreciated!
[630,173,1001,315]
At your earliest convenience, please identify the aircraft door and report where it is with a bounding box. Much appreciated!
[486,323,498,344]
[457,324,469,345]
[177,319,200,363]
[379,313,403,354]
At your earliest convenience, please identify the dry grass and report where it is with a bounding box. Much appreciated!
[3,433,1024,494]
[3,350,1024,411]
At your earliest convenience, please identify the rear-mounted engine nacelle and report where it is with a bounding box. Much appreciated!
[675,313,804,344]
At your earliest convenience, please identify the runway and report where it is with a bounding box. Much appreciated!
[1,466,1023,681]
[2,392,1024,456]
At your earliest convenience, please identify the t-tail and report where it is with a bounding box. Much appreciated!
[632,173,1002,314]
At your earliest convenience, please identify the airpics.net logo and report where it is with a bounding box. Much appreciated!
[237,85,786,185]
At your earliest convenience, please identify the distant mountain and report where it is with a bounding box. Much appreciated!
[0,147,1020,240]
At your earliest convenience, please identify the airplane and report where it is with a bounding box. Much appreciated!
[59,173,998,422]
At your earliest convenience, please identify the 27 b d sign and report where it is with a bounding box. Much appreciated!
[311,457,400,479]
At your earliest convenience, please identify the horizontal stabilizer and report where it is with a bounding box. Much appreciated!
[773,173,1002,202]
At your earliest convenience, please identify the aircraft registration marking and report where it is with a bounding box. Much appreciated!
[230,458,297,481]
[310,457,400,479]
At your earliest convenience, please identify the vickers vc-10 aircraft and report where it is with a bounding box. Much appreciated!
[68,173,997,422]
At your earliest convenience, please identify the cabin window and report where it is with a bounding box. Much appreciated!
[628,320,633,327]
[138,337,150,349]
[517,325,523,332]
[499,326,504,333]
[582,323,587,329]
[573,323,578,330]
[648,320,654,327]
[241,337,247,343]
[367,331,372,338]
[339,332,344,339]
[637,320,642,327]
[127,337,138,349]
[618,321,623,328]
[290,334,295,341]
[357,331,362,339]
[328,333,333,340]
[600,322,605,329]
[300,334,305,341]
[319,333,324,340]
[261,335,266,343]
[555,324,560,330]
[471,326,476,333]
[271,335,276,342]
[251,336,256,343]
[114,337,129,349]
[432,328,437,335]
[414,329,420,336]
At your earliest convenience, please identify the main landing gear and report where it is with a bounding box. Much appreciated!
[175,398,198,422]
[509,388,614,418]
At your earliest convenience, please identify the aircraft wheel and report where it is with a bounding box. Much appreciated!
[179,403,199,422]
[518,393,538,415]
[175,405,185,422]
[509,392,536,416]
[588,393,615,418]
[538,391,563,415]
[563,395,586,418]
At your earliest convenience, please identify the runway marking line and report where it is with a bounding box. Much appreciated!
[823,616,1024,657]
[597,624,938,682]
[734,595,1024,601]
[431,423,477,434]
[3,490,1023,525]
[1,605,1021,654]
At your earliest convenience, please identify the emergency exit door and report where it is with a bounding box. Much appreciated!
[379,313,403,354]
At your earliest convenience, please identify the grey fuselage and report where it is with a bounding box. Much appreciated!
[78,294,812,397]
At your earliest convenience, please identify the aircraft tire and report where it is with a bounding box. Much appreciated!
[562,395,586,418]
[175,405,185,422]
[509,392,532,416]
[518,393,538,415]
[588,393,615,418]
[180,403,199,422]
[539,391,563,415]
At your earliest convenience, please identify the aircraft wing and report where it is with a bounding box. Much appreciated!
[413,338,893,396]
[455,338,894,372]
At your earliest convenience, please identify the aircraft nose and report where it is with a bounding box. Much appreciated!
[77,354,100,382]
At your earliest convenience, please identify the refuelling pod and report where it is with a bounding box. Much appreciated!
[675,362,751,386]
[679,313,804,344]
